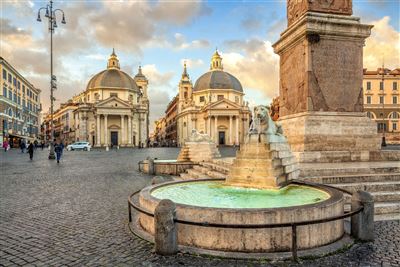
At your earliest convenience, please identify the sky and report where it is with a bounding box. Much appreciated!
[1,0,399,132]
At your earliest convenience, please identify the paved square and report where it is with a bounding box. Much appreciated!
[0,148,399,266]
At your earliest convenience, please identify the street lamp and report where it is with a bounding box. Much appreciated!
[380,63,387,147]
[37,0,66,159]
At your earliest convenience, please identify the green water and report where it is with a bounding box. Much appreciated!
[151,181,330,209]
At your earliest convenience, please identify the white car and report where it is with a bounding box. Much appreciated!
[67,142,91,151]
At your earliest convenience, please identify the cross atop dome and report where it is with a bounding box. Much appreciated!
[107,48,120,69]
[210,49,223,71]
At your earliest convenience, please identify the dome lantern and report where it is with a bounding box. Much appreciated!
[210,49,223,71]
[107,48,120,69]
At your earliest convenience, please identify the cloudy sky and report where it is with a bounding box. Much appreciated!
[1,0,399,131]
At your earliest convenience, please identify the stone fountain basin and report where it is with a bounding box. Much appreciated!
[138,179,344,252]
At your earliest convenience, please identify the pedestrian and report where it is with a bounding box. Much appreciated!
[20,140,26,153]
[27,141,34,160]
[55,141,63,164]
[34,140,38,150]
[41,141,45,150]
[3,139,9,152]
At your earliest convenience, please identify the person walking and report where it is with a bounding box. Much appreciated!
[27,141,34,160]
[3,139,9,152]
[55,141,63,164]
[20,140,26,153]
[41,141,45,150]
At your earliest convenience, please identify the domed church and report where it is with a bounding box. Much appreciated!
[176,50,251,146]
[73,49,149,147]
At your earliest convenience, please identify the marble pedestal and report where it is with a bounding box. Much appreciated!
[279,112,381,163]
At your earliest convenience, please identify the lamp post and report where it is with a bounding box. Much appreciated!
[37,0,66,159]
[380,64,387,147]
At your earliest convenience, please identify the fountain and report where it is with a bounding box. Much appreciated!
[138,129,220,175]
[134,105,346,254]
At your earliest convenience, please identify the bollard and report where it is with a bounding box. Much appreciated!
[148,157,155,175]
[351,191,374,241]
[154,199,178,255]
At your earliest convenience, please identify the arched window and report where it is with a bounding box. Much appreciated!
[366,111,376,119]
[389,112,400,120]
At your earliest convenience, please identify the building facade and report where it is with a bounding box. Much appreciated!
[164,95,178,146]
[1,57,41,147]
[176,51,251,146]
[363,68,400,144]
[41,50,150,147]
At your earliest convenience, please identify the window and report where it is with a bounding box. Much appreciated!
[380,82,384,90]
[366,112,374,119]
[13,93,16,102]
[2,69,6,79]
[235,96,239,103]
[394,82,398,90]
[184,92,188,98]
[366,81,371,90]
[13,77,16,86]
[17,81,20,89]
[3,86,6,97]
[17,96,20,105]
[366,96,371,104]
[199,96,205,102]
[378,123,387,131]
[8,90,12,100]
[217,95,224,101]
[379,96,384,104]
[393,96,398,104]
[393,123,397,131]
[380,112,384,118]
[8,74,11,83]
[22,85,25,94]
[22,99,25,107]
[110,93,118,97]
[390,112,399,119]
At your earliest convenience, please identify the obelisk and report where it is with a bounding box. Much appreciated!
[273,0,380,163]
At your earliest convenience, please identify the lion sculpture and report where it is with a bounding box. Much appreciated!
[249,105,285,142]
[186,129,213,143]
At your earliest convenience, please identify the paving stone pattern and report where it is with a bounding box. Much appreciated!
[0,148,399,266]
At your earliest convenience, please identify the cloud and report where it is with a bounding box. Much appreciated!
[241,18,262,31]
[142,64,175,87]
[180,58,204,69]
[172,33,210,50]
[222,39,280,99]
[364,16,400,69]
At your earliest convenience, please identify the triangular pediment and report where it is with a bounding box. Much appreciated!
[202,99,241,111]
[95,96,131,108]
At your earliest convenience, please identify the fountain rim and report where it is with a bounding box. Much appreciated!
[140,178,343,211]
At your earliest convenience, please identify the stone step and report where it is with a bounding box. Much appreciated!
[193,165,211,174]
[186,169,211,179]
[200,162,229,174]
[344,201,400,215]
[302,173,400,184]
[329,181,400,192]
[207,170,227,179]
[300,162,400,177]
[180,173,193,180]
[371,191,400,202]
[374,213,400,221]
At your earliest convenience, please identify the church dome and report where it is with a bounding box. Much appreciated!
[86,49,139,91]
[193,50,243,92]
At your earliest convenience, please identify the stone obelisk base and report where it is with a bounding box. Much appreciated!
[279,112,381,163]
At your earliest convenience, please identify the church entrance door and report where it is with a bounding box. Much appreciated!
[218,131,225,145]
[111,131,118,146]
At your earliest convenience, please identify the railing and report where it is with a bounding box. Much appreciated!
[128,179,364,262]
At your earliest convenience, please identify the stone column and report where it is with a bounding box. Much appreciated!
[96,115,101,147]
[104,114,108,147]
[235,116,239,145]
[128,115,132,146]
[120,115,125,146]
[351,191,374,241]
[208,116,211,137]
[229,116,233,145]
[214,115,218,144]
[154,199,177,255]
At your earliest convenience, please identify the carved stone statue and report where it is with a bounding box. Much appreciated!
[186,129,213,143]
[250,105,284,138]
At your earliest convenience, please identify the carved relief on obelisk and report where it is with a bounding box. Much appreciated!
[288,0,352,26]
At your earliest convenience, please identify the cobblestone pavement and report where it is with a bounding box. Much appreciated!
[0,148,399,267]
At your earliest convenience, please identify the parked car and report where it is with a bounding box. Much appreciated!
[66,142,91,151]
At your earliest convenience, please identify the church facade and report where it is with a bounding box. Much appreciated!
[73,50,149,147]
[176,51,251,146]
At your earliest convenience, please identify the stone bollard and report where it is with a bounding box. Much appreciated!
[148,157,155,175]
[351,191,374,241]
[154,199,178,255]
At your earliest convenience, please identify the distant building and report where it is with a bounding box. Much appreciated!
[0,57,41,146]
[41,49,150,147]
[176,51,251,146]
[164,95,178,146]
[152,117,166,146]
[363,67,400,144]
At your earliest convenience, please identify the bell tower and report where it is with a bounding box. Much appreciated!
[210,50,223,71]
[107,48,120,69]
[178,61,193,113]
